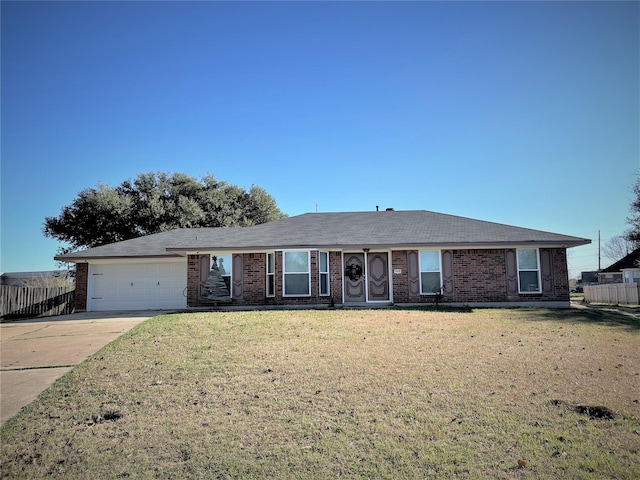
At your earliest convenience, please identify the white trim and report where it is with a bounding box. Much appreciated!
[341,251,345,304]
[419,249,443,295]
[282,250,311,297]
[364,251,369,302]
[319,251,330,297]
[84,257,186,266]
[516,248,541,294]
[266,252,275,297]
[364,250,394,304]
[168,243,576,258]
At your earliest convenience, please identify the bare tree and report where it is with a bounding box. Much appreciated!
[602,235,634,263]
[19,273,74,288]
[624,174,640,244]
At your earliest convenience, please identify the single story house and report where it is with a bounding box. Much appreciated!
[55,210,590,311]
[597,248,640,285]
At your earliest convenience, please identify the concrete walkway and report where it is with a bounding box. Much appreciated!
[1,311,165,425]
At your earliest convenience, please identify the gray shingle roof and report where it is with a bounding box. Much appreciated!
[56,210,590,261]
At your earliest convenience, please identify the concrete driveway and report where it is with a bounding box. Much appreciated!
[1,311,165,425]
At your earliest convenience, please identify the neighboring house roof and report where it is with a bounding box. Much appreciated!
[599,247,640,273]
[1,270,69,278]
[55,210,591,261]
[0,270,71,285]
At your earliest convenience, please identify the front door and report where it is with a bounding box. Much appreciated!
[367,252,390,301]
[343,252,390,303]
[344,253,366,303]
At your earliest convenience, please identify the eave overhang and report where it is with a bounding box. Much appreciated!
[165,238,591,256]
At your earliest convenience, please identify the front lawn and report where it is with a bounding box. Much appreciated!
[2,307,639,479]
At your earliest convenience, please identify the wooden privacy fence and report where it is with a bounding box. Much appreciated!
[584,284,640,306]
[0,286,75,320]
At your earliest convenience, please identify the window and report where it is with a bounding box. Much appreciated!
[319,251,330,296]
[212,254,232,294]
[266,253,275,297]
[420,250,442,294]
[283,250,310,296]
[517,248,540,293]
[623,270,640,284]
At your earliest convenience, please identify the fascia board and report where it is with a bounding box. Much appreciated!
[167,240,590,255]
[55,254,183,263]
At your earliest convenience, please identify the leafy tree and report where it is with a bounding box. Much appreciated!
[44,172,287,251]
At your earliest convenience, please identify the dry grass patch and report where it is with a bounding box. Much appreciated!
[2,307,639,479]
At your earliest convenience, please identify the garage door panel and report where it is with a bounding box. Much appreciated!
[89,263,187,311]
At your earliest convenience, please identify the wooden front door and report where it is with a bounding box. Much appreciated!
[344,253,366,303]
[367,252,389,301]
[343,252,390,303]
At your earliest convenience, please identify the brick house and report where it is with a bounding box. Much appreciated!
[56,210,590,311]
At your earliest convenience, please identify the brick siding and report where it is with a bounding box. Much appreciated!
[390,248,569,305]
[391,250,410,303]
[452,249,509,303]
[186,250,342,307]
[186,255,201,307]
[74,263,88,311]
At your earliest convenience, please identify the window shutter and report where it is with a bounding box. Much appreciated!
[232,254,243,299]
[505,249,518,296]
[199,255,210,283]
[540,249,553,294]
[442,250,454,297]
[407,250,420,296]
[199,255,210,299]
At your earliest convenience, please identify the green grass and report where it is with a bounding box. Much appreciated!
[2,308,639,479]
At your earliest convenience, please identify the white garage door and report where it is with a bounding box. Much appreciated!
[88,262,187,311]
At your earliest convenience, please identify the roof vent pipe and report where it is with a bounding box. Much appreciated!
[376,205,379,212]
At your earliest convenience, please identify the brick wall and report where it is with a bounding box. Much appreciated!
[452,249,508,302]
[75,263,88,311]
[240,253,266,305]
[551,249,570,299]
[187,251,342,307]
[391,250,410,303]
[266,250,338,307]
[184,247,569,307]
[390,248,569,305]
[329,251,343,306]
[187,255,202,307]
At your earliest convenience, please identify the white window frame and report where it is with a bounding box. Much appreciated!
[282,250,311,297]
[266,252,275,297]
[517,248,541,294]
[319,251,330,296]
[419,249,442,295]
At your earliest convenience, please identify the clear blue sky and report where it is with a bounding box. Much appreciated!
[1,1,638,278]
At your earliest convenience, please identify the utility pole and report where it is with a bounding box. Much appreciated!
[598,230,601,271]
